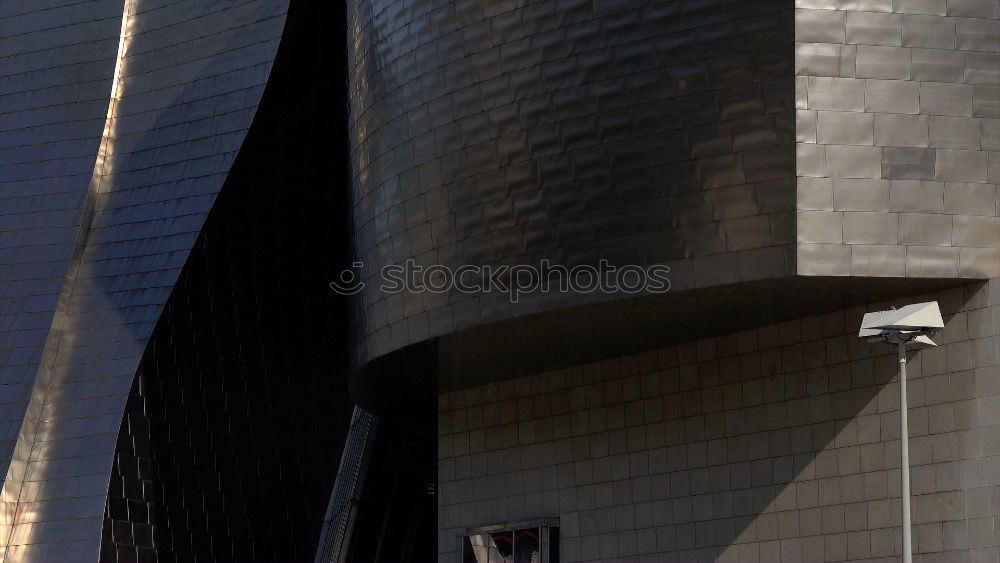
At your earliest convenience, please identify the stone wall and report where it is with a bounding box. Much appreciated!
[438,280,999,562]
[794,0,1000,278]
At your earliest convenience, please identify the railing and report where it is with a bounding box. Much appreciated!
[315,406,378,563]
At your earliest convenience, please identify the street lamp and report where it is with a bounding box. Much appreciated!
[858,301,944,563]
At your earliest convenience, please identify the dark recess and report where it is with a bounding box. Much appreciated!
[100,0,354,560]
[342,414,439,562]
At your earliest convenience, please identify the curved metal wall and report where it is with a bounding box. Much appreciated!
[347,0,798,365]
[0,0,126,490]
[0,1,288,560]
[97,3,356,558]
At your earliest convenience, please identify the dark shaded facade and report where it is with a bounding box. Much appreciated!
[98,2,353,559]
[1,0,998,561]
[343,0,1000,562]
[2,0,293,557]
[345,0,998,383]
[347,0,800,368]
[2,0,435,559]
[0,0,367,560]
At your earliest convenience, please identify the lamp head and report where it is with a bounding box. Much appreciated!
[858,301,943,347]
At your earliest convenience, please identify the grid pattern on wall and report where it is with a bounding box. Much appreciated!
[0,0,125,492]
[100,376,156,563]
[794,0,1000,277]
[348,0,1000,372]
[92,3,354,559]
[347,0,800,365]
[0,2,288,560]
[438,280,1000,562]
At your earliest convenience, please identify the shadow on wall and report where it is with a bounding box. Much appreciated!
[99,0,353,561]
[438,282,993,562]
[618,286,979,562]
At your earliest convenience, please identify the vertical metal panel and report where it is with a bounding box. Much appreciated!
[0,1,288,560]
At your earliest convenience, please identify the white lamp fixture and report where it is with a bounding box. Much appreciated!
[858,301,944,563]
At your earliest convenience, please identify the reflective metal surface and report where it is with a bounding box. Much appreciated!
[348,0,799,366]
[1,0,996,559]
[795,1,1000,278]
[0,0,126,498]
[347,0,1000,368]
[0,1,288,560]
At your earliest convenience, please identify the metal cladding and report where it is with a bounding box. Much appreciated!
[795,0,1000,278]
[347,0,1000,366]
[0,0,997,558]
[1,0,125,484]
[0,1,288,560]
[348,0,799,365]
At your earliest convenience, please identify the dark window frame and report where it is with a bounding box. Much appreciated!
[460,518,560,563]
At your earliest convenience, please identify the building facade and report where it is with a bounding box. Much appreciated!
[438,281,1000,562]
[0,1,361,561]
[345,0,1000,561]
[0,0,997,561]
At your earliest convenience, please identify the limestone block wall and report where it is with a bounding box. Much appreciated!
[794,0,1000,278]
[438,280,1000,562]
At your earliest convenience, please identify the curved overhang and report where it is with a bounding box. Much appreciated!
[346,0,998,411]
[347,0,799,374]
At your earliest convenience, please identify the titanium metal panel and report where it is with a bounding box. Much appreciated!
[795,1,1000,279]
[0,0,125,495]
[347,0,799,366]
[0,1,288,560]
[348,0,999,371]
[0,4,129,560]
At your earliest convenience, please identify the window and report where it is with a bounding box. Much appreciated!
[462,520,559,563]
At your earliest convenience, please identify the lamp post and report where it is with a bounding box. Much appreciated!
[858,301,944,563]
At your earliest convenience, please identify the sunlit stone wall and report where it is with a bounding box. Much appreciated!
[794,0,1000,278]
[438,281,1000,562]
